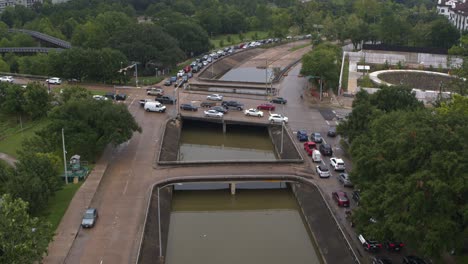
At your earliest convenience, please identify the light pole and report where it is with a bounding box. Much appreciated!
[62,128,68,184]
[135,63,139,88]
[280,103,285,154]
[158,187,162,257]
[265,59,268,96]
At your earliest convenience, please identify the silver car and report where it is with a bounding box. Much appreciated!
[81,208,98,228]
[338,173,353,187]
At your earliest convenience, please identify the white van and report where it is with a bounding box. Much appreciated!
[144,101,166,113]
[312,149,321,163]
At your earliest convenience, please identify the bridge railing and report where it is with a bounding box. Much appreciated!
[8,28,71,49]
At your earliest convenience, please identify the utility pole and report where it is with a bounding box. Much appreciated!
[62,128,68,184]
[265,59,268,96]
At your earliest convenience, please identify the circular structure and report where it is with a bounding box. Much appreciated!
[369,70,457,90]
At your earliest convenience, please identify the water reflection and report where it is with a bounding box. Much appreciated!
[166,189,321,264]
[179,121,276,161]
[221,67,275,82]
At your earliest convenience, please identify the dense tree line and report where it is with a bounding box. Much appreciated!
[338,88,468,258]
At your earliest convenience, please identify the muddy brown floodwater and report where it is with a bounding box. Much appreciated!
[165,189,322,264]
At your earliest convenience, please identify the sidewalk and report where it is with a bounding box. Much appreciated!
[44,161,108,263]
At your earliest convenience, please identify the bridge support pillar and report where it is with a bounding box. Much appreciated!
[222,122,226,134]
[230,183,236,195]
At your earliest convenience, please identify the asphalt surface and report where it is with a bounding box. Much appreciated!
[39,42,403,264]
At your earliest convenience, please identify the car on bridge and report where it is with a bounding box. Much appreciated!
[268,114,288,123]
[46,77,62,85]
[180,103,198,111]
[270,97,287,104]
[204,109,223,118]
[207,94,223,101]
[257,103,276,111]
[210,106,227,114]
[244,108,263,117]
[222,100,244,110]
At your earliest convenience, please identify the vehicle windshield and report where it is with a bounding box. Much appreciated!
[84,212,94,219]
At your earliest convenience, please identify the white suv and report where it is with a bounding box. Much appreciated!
[46,77,62,84]
[0,76,14,83]
[330,157,346,171]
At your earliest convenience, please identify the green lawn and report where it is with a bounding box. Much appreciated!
[0,117,49,157]
[42,182,83,230]
[210,31,269,49]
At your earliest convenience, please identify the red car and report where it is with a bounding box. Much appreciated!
[183,65,192,73]
[332,191,350,207]
[303,141,317,156]
[257,103,276,111]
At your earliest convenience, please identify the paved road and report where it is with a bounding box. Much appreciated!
[44,45,382,264]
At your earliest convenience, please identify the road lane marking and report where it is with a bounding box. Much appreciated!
[325,120,330,125]
[130,98,135,106]
[122,180,129,195]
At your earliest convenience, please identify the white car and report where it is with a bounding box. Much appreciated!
[330,157,346,171]
[244,108,264,117]
[207,94,223,101]
[204,109,223,118]
[269,114,288,123]
[0,76,14,83]
[316,165,330,178]
[92,95,108,101]
[177,70,185,78]
[46,77,62,84]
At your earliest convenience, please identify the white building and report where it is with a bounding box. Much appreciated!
[437,0,468,31]
[0,0,42,12]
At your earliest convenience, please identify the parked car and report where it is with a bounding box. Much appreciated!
[269,114,288,123]
[352,190,360,205]
[46,77,62,84]
[139,99,153,106]
[319,143,333,156]
[222,100,244,110]
[244,108,263,117]
[0,76,14,83]
[270,97,287,104]
[303,141,317,156]
[358,234,382,252]
[201,101,216,108]
[385,241,404,252]
[183,65,191,73]
[192,66,200,73]
[204,109,223,118]
[144,101,166,113]
[81,208,98,228]
[104,92,127,101]
[170,76,177,83]
[316,165,330,178]
[257,103,276,111]
[327,126,337,137]
[310,132,323,143]
[93,95,108,101]
[402,256,428,264]
[177,70,185,77]
[296,130,308,141]
[164,80,172,86]
[338,173,353,187]
[330,157,346,171]
[210,106,228,114]
[207,94,223,101]
[371,256,392,264]
[180,103,198,111]
[147,87,164,96]
[332,191,350,207]
[157,95,176,104]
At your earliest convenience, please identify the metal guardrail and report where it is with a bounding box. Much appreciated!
[8,28,71,49]
[0,47,64,54]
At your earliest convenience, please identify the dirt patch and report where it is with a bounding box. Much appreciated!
[158,119,182,162]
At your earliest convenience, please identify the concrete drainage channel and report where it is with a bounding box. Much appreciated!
[157,117,303,165]
[136,176,360,264]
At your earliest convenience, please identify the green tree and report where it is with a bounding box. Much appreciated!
[59,86,92,104]
[0,84,25,118]
[164,22,210,56]
[6,152,62,215]
[0,194,52,264]
[0,57,10,72]
[23,83,51,120]
[300,43,341,91]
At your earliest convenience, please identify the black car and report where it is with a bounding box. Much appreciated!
[201,101,216,108]
[352,190,360,205]
[221,101,244,110]
[403,256,428,264]
[104,92,127,101]
[164,80,172,86]
[211,106,228,114]
[358,234,382,252]
[385,240,404,252]
[157,96,176,104]
[327,127,337,137]
[180,104,198,111]
[372,256,392,264]
[319,144,333,156]
[270,97,287,104]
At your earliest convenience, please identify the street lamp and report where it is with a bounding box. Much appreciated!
[62,128,68,184]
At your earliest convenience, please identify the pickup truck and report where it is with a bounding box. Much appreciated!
[221,100,244,110]
[146,88,164,96]
[157,95,177,104]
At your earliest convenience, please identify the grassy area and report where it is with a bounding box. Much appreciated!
[289,43,311,52]
[128,76,164,86]
[0,117,49,157]
[210,31,269,49]
[42,182,83,230]
[454,255,468,264]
